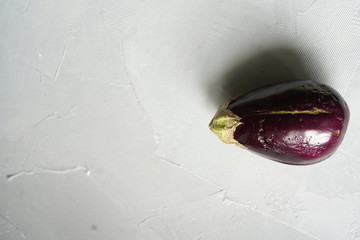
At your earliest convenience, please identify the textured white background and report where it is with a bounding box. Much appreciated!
[1,0,360,239]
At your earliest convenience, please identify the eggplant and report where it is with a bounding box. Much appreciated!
[209,80,349,165]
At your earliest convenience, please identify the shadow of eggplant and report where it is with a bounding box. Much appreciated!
[206,47,328,106]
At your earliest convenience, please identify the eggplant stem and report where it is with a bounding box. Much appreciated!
[209,101,246,149]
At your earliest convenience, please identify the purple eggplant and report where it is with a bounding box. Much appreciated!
[209,80,349,165]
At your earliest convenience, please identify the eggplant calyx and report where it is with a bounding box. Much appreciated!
[209,101,246,149]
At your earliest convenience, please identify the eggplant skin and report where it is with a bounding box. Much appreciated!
[209,80,350,165]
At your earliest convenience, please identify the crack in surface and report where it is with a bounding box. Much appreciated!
[33,113,58,128]
[33,105,78,128]
[6,166,90,182]
[143,224,165,240]
[0,213,29,239]
[137,214,159,226]
[160,157,224,190]
[22,0,33,13]
[135,188,226,228]
[120,41,148,118]
[222,195,320,240]
[53,37,71,82]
